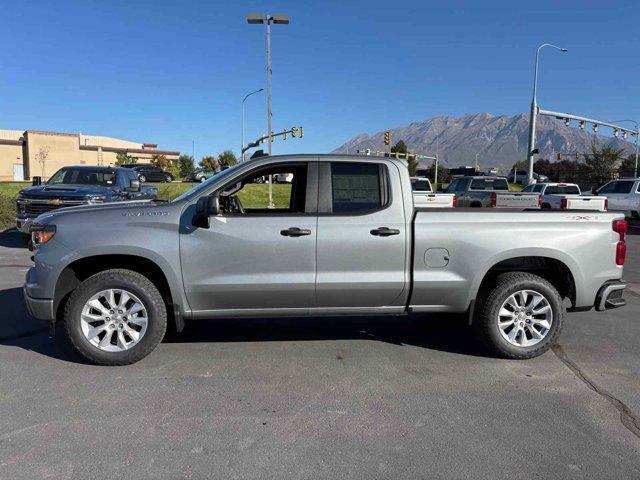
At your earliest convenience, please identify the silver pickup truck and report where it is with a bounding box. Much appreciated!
[24,154,628,365]
[448,176,541,208]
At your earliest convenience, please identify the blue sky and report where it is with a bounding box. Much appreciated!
[1,0,638,159]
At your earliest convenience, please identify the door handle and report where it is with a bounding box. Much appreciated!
[280,227,312,237]
[370,227,400,237]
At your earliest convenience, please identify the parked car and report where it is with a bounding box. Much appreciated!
[122,164,173,183]
[447,176,541,208]
[591,178,640,218]
[507,171,549,185]
[410,176,456,208]
[274,172,294,183]
[523,182,607,211]
[188,168,216,183]
[24,155,628,365]
[16,166,156,240]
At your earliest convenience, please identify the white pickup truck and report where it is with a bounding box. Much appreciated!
[523,182,607,211]
[410,177,456,208]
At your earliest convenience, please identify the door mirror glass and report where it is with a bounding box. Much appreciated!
[591,186,598,195]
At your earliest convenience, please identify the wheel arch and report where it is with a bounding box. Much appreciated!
[54,254,185,332]
[470,251,579,310]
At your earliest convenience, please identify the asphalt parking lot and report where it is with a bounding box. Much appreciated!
[1,226,639,479]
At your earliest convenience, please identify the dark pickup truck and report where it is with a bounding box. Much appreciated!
[16,165,156,238]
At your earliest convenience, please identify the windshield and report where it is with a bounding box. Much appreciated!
[47,167,115,186]
[172,164,243,202]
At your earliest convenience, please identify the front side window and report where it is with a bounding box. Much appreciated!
[330,163,384,214]
[614,181,634,194]
[598,181,616,194]
[217,164,308,214]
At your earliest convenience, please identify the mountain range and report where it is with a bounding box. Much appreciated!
[332,113,636,168]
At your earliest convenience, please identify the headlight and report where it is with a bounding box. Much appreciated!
[31,224,56,247]
[85,195,106,204]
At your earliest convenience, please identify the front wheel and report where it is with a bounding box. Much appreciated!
[138,175,147,183]
[200,176,207,183]
[165,174,173,183]
[474,272,563,359]
[64,269,167,365]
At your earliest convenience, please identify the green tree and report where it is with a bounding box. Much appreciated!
[177,154,196,179]
[115,151,136,166]
[585,144,625,186]
[217,150,238,167]
[150,154,180,178]
[619,154,638,177]
[391,140,418,176]
[424,163,450,186]
[199,156,220,171]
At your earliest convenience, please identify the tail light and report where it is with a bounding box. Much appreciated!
[490,192,497,207]
[538,194,543,208]
[604,198,608,210]
[452,195,457,208]
[613,219,628,266]
[560,198,568,209]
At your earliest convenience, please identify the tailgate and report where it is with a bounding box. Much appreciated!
[495,193,540,208]
[413,192,455,208]
[565,196,607,211]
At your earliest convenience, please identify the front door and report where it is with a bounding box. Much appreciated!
[599,180,635,211]
[180,161,318,315]
[315,161,407,312]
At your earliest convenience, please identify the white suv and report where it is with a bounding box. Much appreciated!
[593,178,640,218]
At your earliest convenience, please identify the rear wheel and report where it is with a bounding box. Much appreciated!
[138,174,147,183]
[64,269,167,365]
[474,272,563,359]
[200,176,207,183]
[165,174,173,183]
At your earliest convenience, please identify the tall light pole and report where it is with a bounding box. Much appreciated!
[610,119,639,178]
[526,43,567,184]
[247,13,289,207]
[475,153,479,171]
[241,88,264,162]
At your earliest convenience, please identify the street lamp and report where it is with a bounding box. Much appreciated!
[526,43,568,184]
[247,13,290,207]
[610,119,639,178]
[241,88,264,162]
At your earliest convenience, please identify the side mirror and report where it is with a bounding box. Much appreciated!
[32,176,42,186]
[591,186,598,195]
[193,195,219,228]
[128,180,141,192]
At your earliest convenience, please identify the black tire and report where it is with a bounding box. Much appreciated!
[200,176,207,183]
[541,203,551,210]
[64,269,167,365]
[474,272,563,359]
[138,175,147,183]
[165,174,173,183]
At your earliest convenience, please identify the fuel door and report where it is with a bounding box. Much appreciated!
[424,248,450,268]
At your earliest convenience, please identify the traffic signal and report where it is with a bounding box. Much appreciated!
[299,127,304,138]
[384,131,391,146]
[557,153,561,161]
[575,152,580,159]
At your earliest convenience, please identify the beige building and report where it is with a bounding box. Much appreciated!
[0,129,180,181]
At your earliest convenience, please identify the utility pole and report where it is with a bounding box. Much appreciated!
[241,88,264,162]
[247,13,289,207]
[526,43,568,185]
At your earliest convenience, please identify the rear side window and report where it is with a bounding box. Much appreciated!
[330,163,384,214]
[545,185,580,195]
[470,178,509,191]
[470,179,486,190]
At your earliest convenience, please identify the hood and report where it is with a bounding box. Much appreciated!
[20,184,114,199]
[34,199,159,225]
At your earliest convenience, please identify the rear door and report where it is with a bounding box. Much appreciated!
[315,161,407,312]
[599,180,634,211]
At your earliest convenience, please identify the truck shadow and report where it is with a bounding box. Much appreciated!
[0,229,27,249]
[0,285,488,363]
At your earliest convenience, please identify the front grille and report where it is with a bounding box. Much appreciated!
[20,200,85,217]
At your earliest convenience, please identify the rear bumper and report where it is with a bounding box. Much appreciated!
[595,280,627,311]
